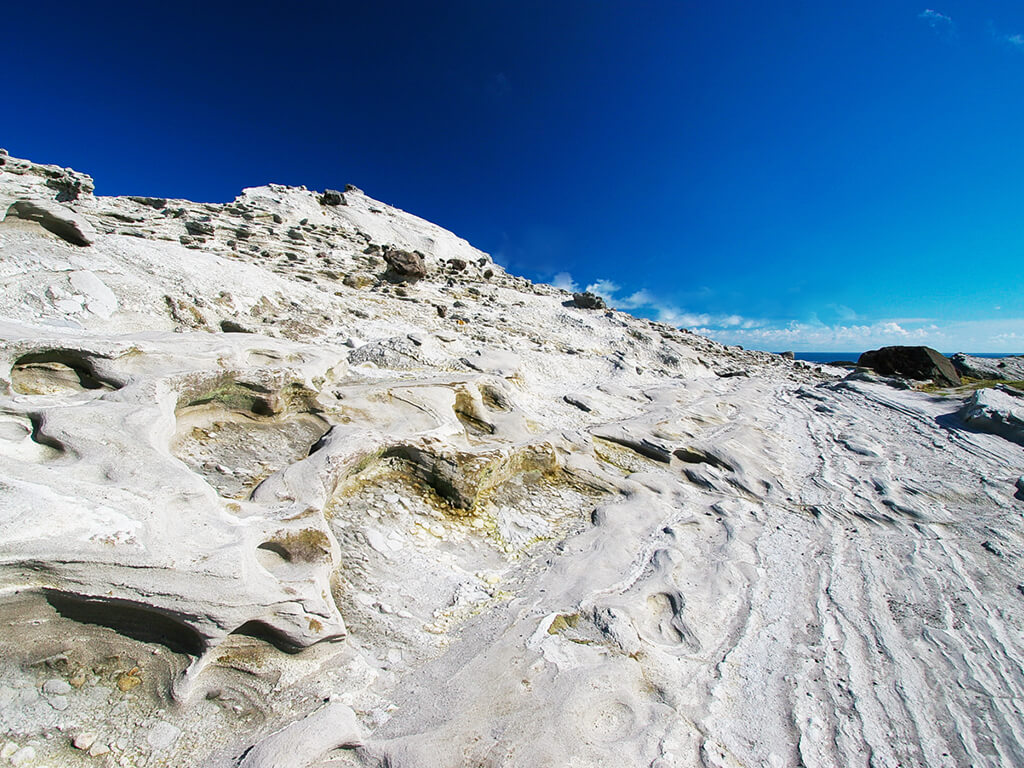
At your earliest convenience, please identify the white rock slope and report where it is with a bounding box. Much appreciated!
[1,149,1023,768]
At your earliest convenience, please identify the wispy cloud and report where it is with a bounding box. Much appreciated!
[1003,33,1024,51]
[585,279,620,298]
[920,9,957,39]
[550,272,578,292]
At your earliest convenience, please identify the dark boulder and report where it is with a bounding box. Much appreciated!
[572,291,606,310]
[320,189,346,206]
[185,220,215,236]
[857,346,960,387]
[128,196,167,209]
[383,247,427,281]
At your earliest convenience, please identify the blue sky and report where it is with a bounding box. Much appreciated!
[3,1,1023,351]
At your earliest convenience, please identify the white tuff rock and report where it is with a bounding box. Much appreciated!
[0,152,1022,767]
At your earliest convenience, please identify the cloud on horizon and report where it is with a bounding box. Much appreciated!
[545,272,1022,352]
[697,317,1024,353]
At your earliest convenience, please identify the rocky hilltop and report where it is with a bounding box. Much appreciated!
[1,150,1023,768]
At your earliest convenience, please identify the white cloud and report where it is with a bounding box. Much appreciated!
[920,9,957,40]
[694,317,1024,353]
[616,290,657,309]
[550,272,577,292]
[547,274,1023,352]
[584,279,620,298]
[1005,33,1024,49]
[919,9,954,27]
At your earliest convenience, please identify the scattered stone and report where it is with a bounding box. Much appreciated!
[128,196,167,209]
[780,351,795,359]
[89,742,111,757]
[343,272,374,289]
[73,733,98,751]
[220,319,253,333]
[146,721,181,751]
[42,678,71,695]
[185,220,215,236]
[320,189,346,206]
[564,393,593,412]
[572,291,606,310]
[857,346,960,387]
[9,746,35,766]
[383,248,428,281]
[117,671,141,691]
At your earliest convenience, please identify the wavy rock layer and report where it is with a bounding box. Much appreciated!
[1,151,1023,768]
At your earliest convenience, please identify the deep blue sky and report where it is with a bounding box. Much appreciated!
[4,1,1023,351]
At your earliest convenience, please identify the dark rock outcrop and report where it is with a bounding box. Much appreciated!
[383,247,427,281]
[857,346,960,387]
[320,189,346,206]
[129,196,168,209]
[572,291,606,310]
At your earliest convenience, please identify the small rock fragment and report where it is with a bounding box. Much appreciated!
[9,746,36,766]
[73,732,98,751]
[146,721,181,751]
[42,678,72,695]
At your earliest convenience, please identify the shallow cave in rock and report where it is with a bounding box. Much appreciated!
[10,349,121,395]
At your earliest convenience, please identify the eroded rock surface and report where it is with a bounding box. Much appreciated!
[1,152,1023,768]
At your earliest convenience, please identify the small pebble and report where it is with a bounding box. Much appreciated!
[10,746,36,766]
[146,721,181,751]
[42,679,71,695]
[73,733,97,750]
[89,743,111,757]
[47,694,69,711]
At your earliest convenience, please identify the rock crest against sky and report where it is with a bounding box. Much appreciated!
[2,1,1023,350]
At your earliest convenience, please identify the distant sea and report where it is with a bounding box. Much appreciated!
[791,352,1022,364]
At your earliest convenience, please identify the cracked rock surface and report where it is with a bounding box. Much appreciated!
[1,152,1023,767]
